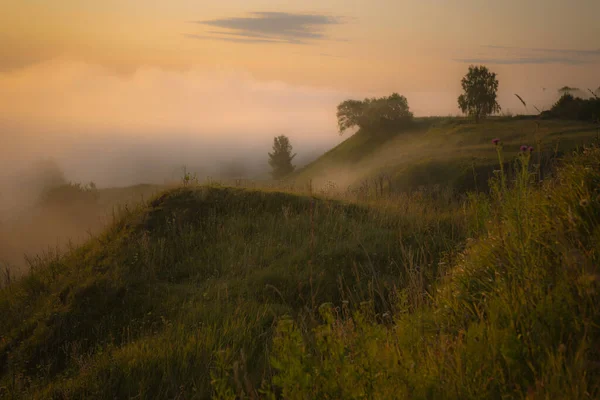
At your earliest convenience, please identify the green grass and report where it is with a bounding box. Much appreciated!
[264,145,600,399]
[1,118,599,399]
[292,117,600,194]
[0,183,465,398]
[0,183,164,276]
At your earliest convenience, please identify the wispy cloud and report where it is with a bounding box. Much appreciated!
[188,12,344,45]
[184,34,284,44]
[485,45,600,57]
[455,44,600,66]
[454,57,593,65]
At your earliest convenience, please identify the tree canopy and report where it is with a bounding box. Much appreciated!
[558,86,580,95]
[457,65,501,122]
[268,135,296,179]
[543,92,600,122]
[337,93,413,135]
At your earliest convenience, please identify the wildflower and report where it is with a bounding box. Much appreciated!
[520,145,528,152]
[528,146,534,152]
[492,138,500,145]
[580,198,589,207]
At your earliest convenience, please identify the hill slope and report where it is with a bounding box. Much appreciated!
[293,117,599,193]
[2,120,599,399]
[0,186,463,398]
[265,143,600,399]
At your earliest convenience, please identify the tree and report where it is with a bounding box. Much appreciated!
[268,135,296,179]
[458,65,501,122]
[337,99,365,134]
[337,93,413,135]
[558,86,580,96]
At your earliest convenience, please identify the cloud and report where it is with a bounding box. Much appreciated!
[189,12,343,44]
[454,57,592,65]
[455,44,600,66]
[485,45,600,57]
[184,34,284,44]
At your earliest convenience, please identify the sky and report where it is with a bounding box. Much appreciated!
[1,0,599,186]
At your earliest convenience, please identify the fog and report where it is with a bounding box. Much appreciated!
[1,60,566,191]
[0,60,355,271]
[0,59,573,273]
[0,60,354,187]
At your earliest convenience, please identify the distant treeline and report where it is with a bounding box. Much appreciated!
[542,93,600,122]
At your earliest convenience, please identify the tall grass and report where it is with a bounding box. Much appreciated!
[0,182,465,398]
[1,136,599,399]
[260,144,600,399]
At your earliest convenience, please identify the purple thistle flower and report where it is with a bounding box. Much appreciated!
[520,145,528,152]
[492,138,500,145]
[528,146,534,152]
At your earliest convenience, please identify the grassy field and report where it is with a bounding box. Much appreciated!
[292,117,600,194]
[1,118,599,399]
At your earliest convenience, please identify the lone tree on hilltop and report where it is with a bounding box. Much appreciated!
[268,135,296,179]
[337,93,413,135]
[458,65,501,123]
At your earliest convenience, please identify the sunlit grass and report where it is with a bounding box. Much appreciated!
[1,118,599,399]
[0,181,466,398]
[261,144,600,400]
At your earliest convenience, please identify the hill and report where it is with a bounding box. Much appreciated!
[0,184,163,277]
[1,121,599,399]
[0,185,463,398]
[292,117,599,194]
[265,143,600,399]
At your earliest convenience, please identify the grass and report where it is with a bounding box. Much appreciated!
[0,183,163,278]
[1,118,599,399]
[0,182,465,398]
[263,144,600,399]
[292,117,600,194]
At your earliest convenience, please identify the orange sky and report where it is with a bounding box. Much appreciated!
[2,0,598,91]
[0,0,599,184]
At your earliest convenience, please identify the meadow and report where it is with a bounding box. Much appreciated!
[0,117,599,399]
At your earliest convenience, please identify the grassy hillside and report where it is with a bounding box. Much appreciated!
[0,183,163,277]
[1,121,599,399]
[293,117,599,194]
[0,185,464,398]
[264,144,600,399]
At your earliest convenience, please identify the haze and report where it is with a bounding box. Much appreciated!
[1,0,599,187]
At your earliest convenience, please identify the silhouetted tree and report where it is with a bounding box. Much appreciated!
[337,93,413,135]
[546,93,600,121]
[337,99,364,134]
[558,86,580,96]
[268,135,296,179]
[458,65,501,123]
